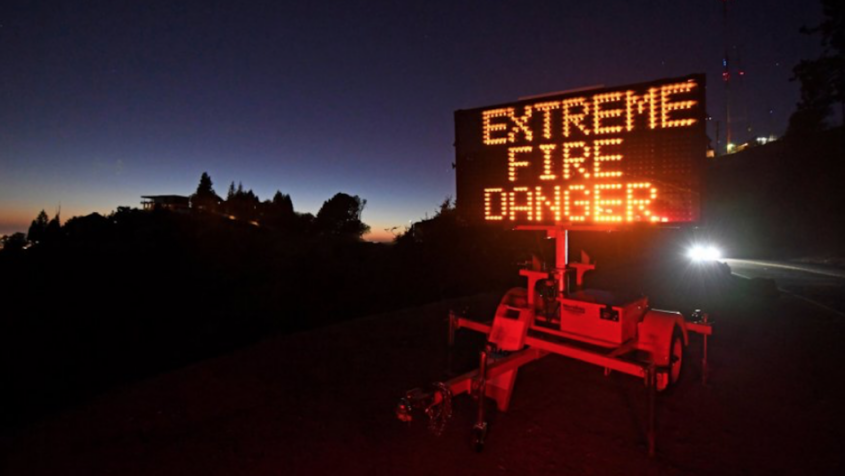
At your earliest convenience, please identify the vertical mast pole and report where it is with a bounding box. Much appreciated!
[554,228,569,295]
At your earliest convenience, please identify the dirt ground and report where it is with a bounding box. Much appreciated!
[2,289,844,475]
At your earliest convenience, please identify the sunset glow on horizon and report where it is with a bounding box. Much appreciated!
[0,1,823,240]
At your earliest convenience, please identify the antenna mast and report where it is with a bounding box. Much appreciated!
[722,0,732,153]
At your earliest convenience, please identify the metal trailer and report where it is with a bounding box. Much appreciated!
[396,226,713,456]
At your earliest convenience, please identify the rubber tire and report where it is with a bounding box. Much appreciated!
[667,327,685,388]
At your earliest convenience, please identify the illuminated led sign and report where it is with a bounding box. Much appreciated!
[455,74,706,226]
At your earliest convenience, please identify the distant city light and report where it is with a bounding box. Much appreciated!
[755,135,778,145]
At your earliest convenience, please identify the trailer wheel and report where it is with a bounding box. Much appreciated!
[668,327,685,387]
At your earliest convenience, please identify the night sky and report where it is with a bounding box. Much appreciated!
[0,1,823,240]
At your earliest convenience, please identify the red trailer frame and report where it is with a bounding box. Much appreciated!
[397,226,713,456]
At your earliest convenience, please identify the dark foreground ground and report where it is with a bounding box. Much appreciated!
[2,281,844,475]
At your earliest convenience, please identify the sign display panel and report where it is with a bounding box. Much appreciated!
[454,74,706,227]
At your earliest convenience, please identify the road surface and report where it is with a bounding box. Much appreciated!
[725,258,845,318]
[4,288,845,476]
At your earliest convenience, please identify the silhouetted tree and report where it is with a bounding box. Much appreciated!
[224,182,261,221]
[45,212,62,243]
[63,213,111,244]
[191,172,222,212]
[25,210,61,246]
[272,191,294,216]
[315,193,370,238]
[27,210,49,244]
[396,196,458,245]
[260,191,296,230]
[788,0,844,136]
[295,212,316,234]
[436,196,455,217]
[1,232,28,252]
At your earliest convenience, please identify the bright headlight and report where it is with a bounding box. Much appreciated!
[689,245,721,262]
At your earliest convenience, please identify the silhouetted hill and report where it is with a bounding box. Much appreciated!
[704,127,845,258]
[0,206,527,433]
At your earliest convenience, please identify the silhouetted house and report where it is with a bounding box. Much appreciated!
[141,195,190,212]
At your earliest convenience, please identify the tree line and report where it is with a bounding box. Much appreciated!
[190,172,370,238]
[0,172,370,252]
[788,0,843,136]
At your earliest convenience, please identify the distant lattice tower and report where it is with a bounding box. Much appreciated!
[720,0,750,154]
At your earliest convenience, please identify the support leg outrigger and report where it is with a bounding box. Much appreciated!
[472,343,491,451]
[647,363,657,457]
[446,310,458,376]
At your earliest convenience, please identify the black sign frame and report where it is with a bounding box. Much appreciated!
[454,74,707,228]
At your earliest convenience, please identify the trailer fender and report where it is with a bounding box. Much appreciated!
[636,310,688,367]
[489,288,533,351]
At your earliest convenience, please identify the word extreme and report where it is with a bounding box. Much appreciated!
[454,75,706,227]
